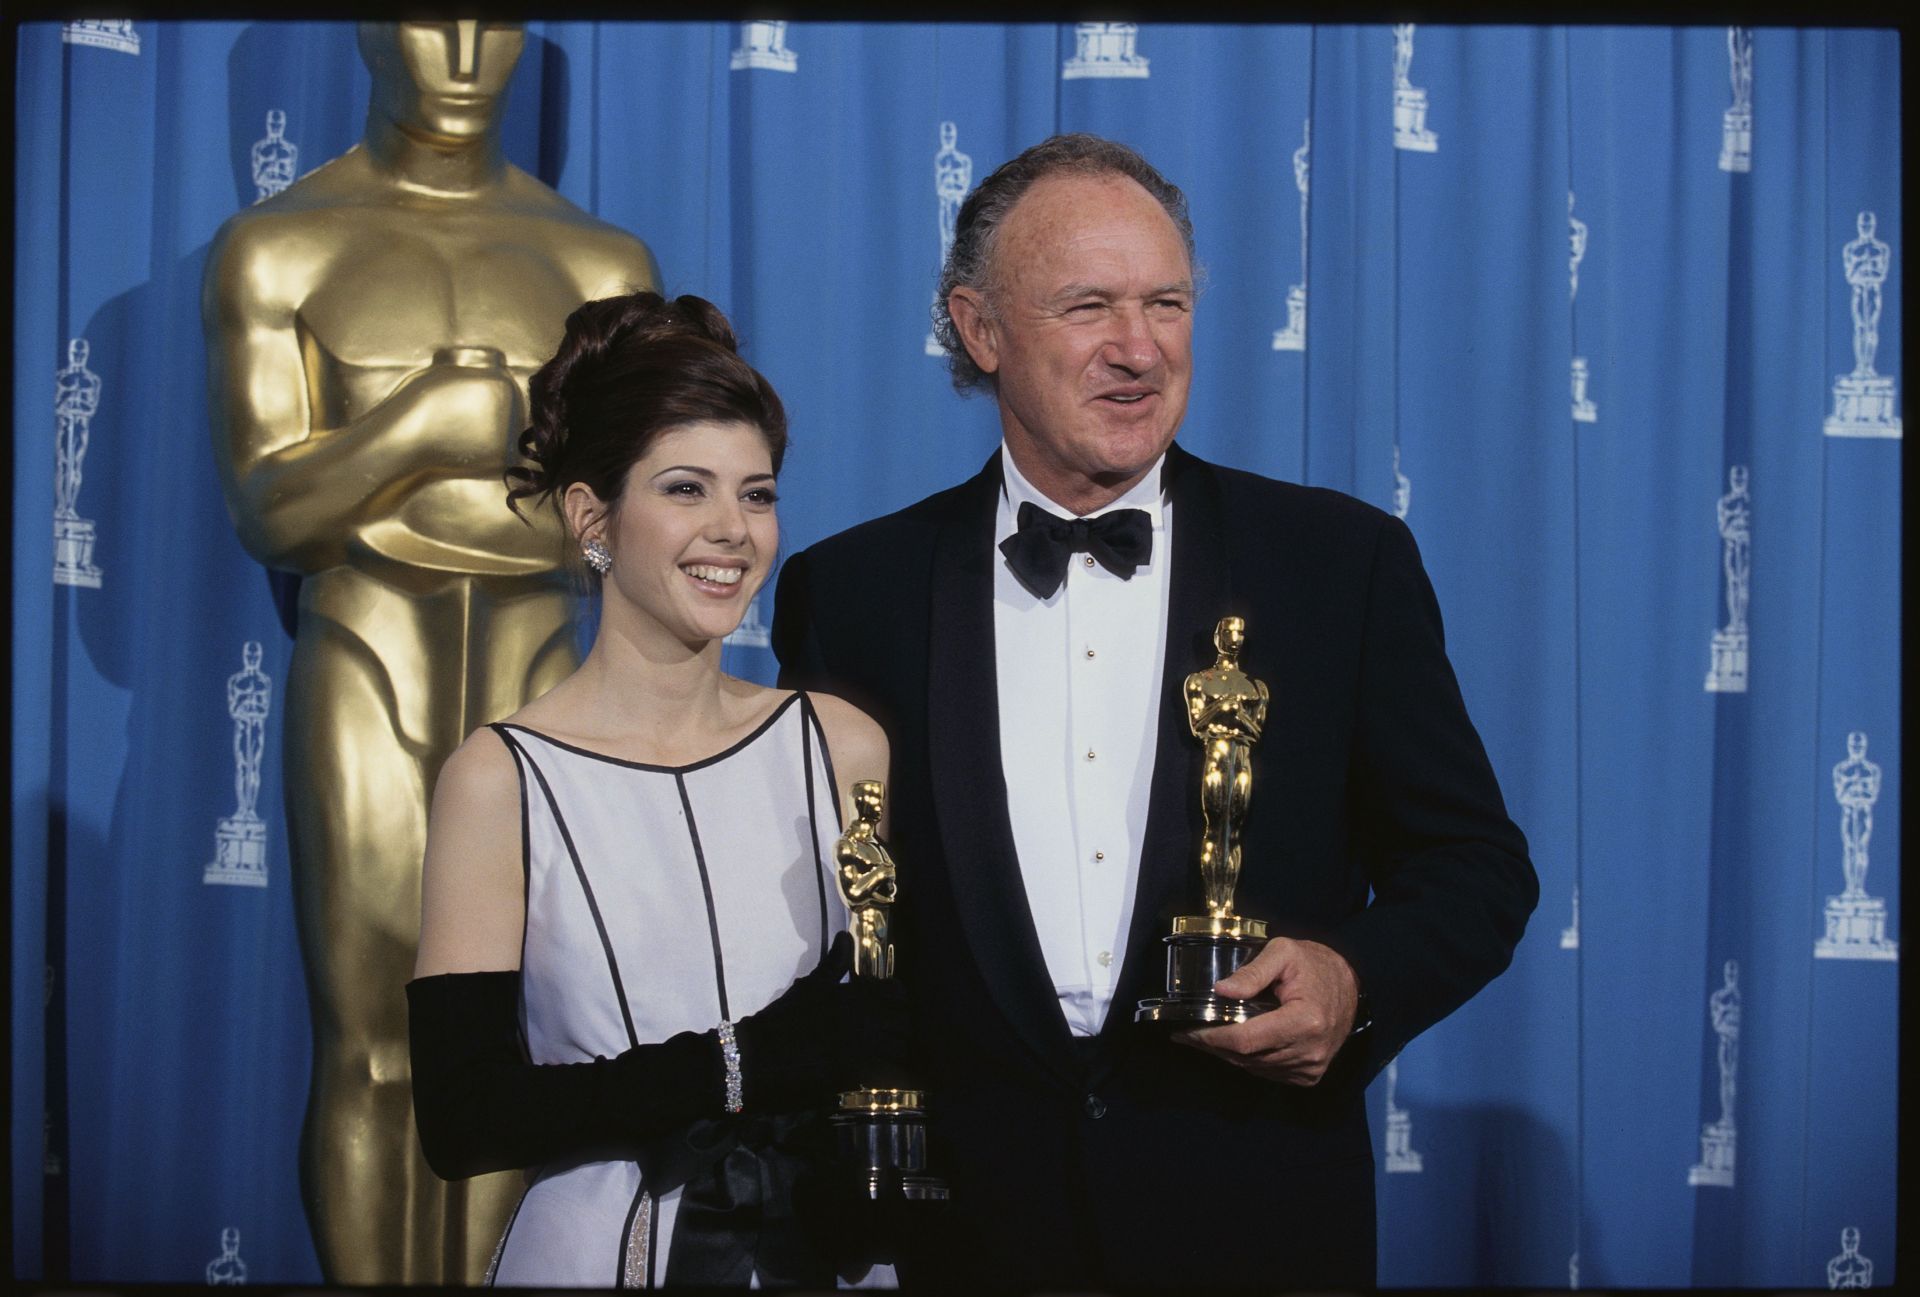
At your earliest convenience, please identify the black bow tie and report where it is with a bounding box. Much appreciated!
[999,500,1154,600]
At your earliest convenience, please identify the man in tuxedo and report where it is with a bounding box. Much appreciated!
[772,134,1536,1288]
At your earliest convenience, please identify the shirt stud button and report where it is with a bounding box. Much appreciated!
[1083,555,1096,568]
[1097,950,1113,968]
[1085,1094,1107,1119]
[1094,850,1105,861]
[1086,749,1096,761]
[1085,648,1096,659]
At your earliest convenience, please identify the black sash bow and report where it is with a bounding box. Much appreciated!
[642,1112,836,1288]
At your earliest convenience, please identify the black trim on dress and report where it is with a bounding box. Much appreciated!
[798,694,831,952]
[496,692,802,775]
[488,723,536,972]
[497,728,640,1051]
[804,697,844,833]
[676,772,732,1021]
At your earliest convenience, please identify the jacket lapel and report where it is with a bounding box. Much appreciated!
[925,453,1080,1084]
[1104,445,1235,1034]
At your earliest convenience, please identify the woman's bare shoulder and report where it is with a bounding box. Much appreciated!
[802,690,889,781]
[433,725,522,807]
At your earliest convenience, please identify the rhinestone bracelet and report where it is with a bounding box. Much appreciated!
[717,1019,744,1113]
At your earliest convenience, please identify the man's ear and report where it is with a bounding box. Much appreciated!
[947,287,1000,377]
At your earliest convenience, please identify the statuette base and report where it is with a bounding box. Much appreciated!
[1720,108,1752,173]
[1171,912,1268,939]
[1705,629,1748,693]
[53,515,103,589]
[730,48,796,73]
[838,1086,928,1114]
[1384,1109,1424,1173]
[1824,375,1902,438]
[1136,932,1276,1026]
[1571,357,1599,424]
[831,1091,950,1205]
[1272,285,1306,352]
[1394,89,1438,152]
[206,815,269,887]
[1688,1121,1736,1187]
[63,23,141,55]
[1814,894,1898,960]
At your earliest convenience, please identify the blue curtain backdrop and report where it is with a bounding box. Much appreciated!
[11,21,1900,1288]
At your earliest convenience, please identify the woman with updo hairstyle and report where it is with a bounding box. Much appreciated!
[407,292,908,1287]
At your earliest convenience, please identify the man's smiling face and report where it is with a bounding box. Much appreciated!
[955,171,1194,509]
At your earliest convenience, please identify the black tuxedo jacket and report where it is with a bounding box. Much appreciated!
[773,445,1536,1289]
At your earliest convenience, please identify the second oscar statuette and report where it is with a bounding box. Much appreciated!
[830,780,948,1203]
[1137,616,1279,1026]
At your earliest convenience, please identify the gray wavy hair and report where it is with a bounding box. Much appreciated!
[929,133,1197,394]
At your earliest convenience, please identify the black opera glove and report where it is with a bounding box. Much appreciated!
[406,969,722,1181]
[732,931,917,1112]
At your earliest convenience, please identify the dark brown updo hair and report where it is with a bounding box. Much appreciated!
[506,292,788,528]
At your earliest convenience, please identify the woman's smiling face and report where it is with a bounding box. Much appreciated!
[583,419,779,647]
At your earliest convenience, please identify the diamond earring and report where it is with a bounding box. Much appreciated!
[582,538,612,574]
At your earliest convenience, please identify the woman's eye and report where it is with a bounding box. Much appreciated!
[665,480,704,498]
[744,488,779,506]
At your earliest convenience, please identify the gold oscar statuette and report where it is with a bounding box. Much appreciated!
[202,20,659,1284]
[1136,616,1279,1026]
[830,780,948,1213]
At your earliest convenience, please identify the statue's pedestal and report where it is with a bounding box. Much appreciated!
[1272,285,1306,351]
[1394,89,1437,151]
[1815,894,1897,960]
[206,814,268,887]
[730,24,796,72]
[1688,1121,1735,1187]
[54,514,102,588]
[1384,1109,1423,1173]
[1063,27,1149,79]
[1705,629,1748,693]
[1720,108,1752,173]
[1572,357,1598,423]
[1824,375,1901,438]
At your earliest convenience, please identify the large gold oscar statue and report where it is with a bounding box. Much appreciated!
[202,21,658,1283]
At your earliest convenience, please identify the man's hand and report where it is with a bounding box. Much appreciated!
[1173,937,1360,1085]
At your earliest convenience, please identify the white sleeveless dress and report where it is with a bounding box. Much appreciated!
[485,692,850,1288]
